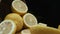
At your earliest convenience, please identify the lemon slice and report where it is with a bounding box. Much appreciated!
[23,13,38,28]
[58,25,60,30]
[38,23,47,27]
[21,29,31,34]
[0,20,16,34]
[30,25,60,34]
[12,0,28,15]
[5,13,23,32]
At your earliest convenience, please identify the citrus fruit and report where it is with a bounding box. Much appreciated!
[21,29,31,34]
[38,23,47,27]
[0,20,16,34]
[30,25,60,34]
[5,13,23,32]
[16,32,21,34]
[58,25,60,30]
[15,29,31,34]
[12,0,28,15]
[23,13,38,28]
[13,0,21,1]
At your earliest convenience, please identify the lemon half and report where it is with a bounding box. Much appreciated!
[21,29,31,34]
[12,0,28,15]
[0,20,16,34]
[16,29,31,34]
[23,13,38,28]
[5,13,23,32]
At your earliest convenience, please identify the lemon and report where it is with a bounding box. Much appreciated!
[0,20,16,34]
[30,25,60,34]
[12,0,28,15]
[23,13,38,28]
[38,23,47,27]
[16,29,31,34]
[16,32,21,34]
[5,13,23,32]
[21,29,31,34]
[58,25,60,30]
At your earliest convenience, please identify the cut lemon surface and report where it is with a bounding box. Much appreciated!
[23,13,38,28]
[12,0,28,15]
[0,20,16,34]
[15,29,31,34]
[21,29,31,34]
[5,13,23,32]
[30,25,60,34]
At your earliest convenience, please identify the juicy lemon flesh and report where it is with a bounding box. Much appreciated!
[12,1,27,12]
[21,29,31,34]
[24,13,37,26]
[0,21,12,34]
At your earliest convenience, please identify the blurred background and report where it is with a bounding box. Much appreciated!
[0,0,57,28]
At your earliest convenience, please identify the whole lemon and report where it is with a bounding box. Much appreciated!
[5,13,23,32]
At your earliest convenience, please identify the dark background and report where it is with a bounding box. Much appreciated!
[0,0,58,28]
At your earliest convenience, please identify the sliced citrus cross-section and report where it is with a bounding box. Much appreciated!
[0,20,16,34]
[23,13,38,28]
[12,0,28,15]
[4,13,23,32]
[15,29,31,34]
[30,25,60,34]
[21,29,31,34]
